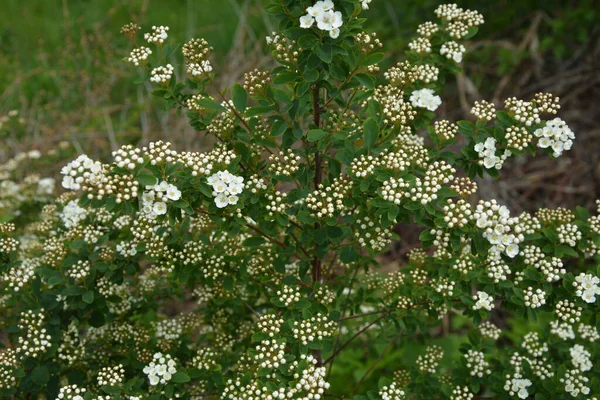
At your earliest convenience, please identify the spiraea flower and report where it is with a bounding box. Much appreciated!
[207,170,244,208]
[409,88,442,111]
[299,0,343,39]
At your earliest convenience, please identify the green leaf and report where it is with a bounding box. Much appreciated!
[298,34,318,49]
[363,118,378,150]
[363,52,384,66]
[232,84,248,112]
[316,43,332,63]
[243,237,266,247]
[31,365,50,386]
[82,291,94,304]
[273,71,298,85]
[307,129,328,142]
[136,173,158,187]
[171,371,191,383]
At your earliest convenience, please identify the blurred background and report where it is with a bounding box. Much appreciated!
[0,0,599,209]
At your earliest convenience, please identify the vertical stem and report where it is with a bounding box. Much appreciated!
[311,84,322,285]
[311,83,323,365]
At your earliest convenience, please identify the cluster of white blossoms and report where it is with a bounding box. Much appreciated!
[207,170,244,208]
[141,180,181,218]
[127,47,152,66]
[56,384,87,400]
[61,155,103,191]
[550,320,576,340]
[60,200,88,229]
[524,286,546,308]
[561,369,591,397]
[409,88,442,111]
[379,382,405,400]
[465,350,491,377]
[504,374,532,399]
[143,352,177,385]
[299,0,343,39]
[573,273,600,303]
[570,344,592,372]
[292,313,336,345]
[473,291,494,311]
[97,364,125,386]
[557,223,581,247]
[533,117,575,157]
[440,41,466,63]
[150,64,174,84]
[416,345,444,373]
[479,321,501,340]
[474,200,523,258]
[187,60,213,76]
[474,137,511,170]
[254,339,286,369]
[144,25,169,44]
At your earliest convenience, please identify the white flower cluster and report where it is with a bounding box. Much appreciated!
[416,345,444,373]
[573,273,600,303]
[150,64,174,84]
[292,313,336,345]
[557,223,581,247]
[524,286,546,308]
[56,384,87,400]
[61,155,103,191]
[207,170,244,208]
[97,364,125,386]
[450,386,473,400]
[479,321,501,340]
[474,200,523,258]
[465,349,491,377]
[254,339,286,369]
[534,118,575,157]
[68,260,91,281]
[473,291,494,311]
[569,344,592,372]
[578,324,600,342]
[561,369,590,397]
[379,382,405,400]
[550,321,575,340]
[504,374,532,399]
[440,41,466,63]
[143,352,177,386]
[141,180,181,218]
[60,200,88,229]
[555,299,582,323]
[474,137,511,170]
[409,88,442,112]
[539,257,566,282]
[188,60,213,76]
[299,0,343,39]
[127,47,152,65]
[144,25,169,44]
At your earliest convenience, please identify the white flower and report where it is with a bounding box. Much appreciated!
[165,184,181,201]
[409,88,442,111]
[329,28,340,39]
[156,180,169,192]
[215,194,229,208]
[582,289,596,303]
[153,202,167,215]
[213,181,227,193]
[227,195,239,205]
[361,0,372,10]
[149,375,159,385]
[300,14,314,28]
[506,243,519,258]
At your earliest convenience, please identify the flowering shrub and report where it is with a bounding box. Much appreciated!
[1,1,599,399]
